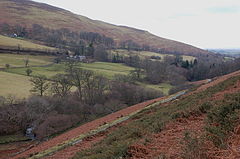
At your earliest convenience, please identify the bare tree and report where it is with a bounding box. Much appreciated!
[67,68,93,101]
[51,74,73,97]
[30,75,49,96]
[24,58,29,67]
[83,75,108,105]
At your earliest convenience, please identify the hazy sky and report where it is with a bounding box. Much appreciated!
[33,0,240,49]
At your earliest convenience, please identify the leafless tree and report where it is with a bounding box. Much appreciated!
[30,75,49,96]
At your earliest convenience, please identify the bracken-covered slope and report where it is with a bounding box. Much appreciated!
[0,0,210,56]
[11,70,240,159]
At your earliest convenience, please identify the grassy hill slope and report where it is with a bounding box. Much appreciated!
[74,72,240,159]
[0,0,209,56]
[0,35,56,50]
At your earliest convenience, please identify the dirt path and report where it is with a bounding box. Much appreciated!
[194,70,240,93]
[43,122,126,159]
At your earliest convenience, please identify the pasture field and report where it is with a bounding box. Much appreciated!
[0,54,173,97]
[110,49,195,61]
[6,62,135,79]
[109,49,169,61]
[182,55,196,61]
[0,35,56,50]
[139,82,173,95]
[0,53,55,68]
[0,71,31,98]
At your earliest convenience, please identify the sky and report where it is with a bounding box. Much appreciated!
[33,0,240,49]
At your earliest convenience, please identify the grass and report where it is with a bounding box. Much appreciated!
[5,62,135,79]
[73,75,240,159]
[0,134,29,144]
[80,62,134,79]
[0,53,171,97]
[110,49,171,61]
[0,35,56,50]
[5,61,172,95]
[0,71,31,98]
[5,64,65,78]
[139,82,173,95]
[182,55,196,61]
[0,53,55,68]
[110,49,195,61]
[0,62,135,97]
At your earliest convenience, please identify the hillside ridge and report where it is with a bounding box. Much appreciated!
[0,0,210,56]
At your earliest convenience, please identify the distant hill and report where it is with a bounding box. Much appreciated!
[208,49,240,57]
[0,0,211,56]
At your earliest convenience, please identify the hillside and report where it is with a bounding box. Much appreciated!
[8,70,240,159]
[0,35,56,50]
[0,0,210,56]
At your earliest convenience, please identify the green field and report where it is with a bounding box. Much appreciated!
[0,54,173,98]
[0,71,31,98]
[0,61,136,98]
[5,62,135,79]
[140,83,173,95]
[110,49,195,61]
[0,35,56,50]
[0,53,55,68]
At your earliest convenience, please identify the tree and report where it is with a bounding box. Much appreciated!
[24,58,29,67]
[0,23,10,34]
[86,43,94,57]
[30,75,49,96]
[5,64,10,69]
[129,67,143,81]
[144,61,168,84]
[67,67,93,101]
[54,58,61,64]
[94,45,108,61]
[26,68,32,76]
[82,75,108,105]
[51,74,73,97]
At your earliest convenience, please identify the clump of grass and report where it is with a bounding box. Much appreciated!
[0,134,29,144]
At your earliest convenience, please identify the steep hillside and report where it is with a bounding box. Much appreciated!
[9,70,240,159]
[0,0,210,56]
[0,35,56,50]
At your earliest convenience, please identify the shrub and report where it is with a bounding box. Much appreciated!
[26,68,32,76]
[198,102,213,113]
[181,131,207,159]
[5,63,10,69]
[206,102,239,148]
